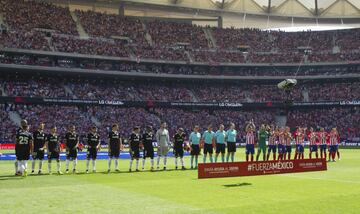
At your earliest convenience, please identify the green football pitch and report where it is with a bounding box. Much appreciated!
[0,149,359,214]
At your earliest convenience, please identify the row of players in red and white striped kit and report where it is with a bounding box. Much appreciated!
[243,123,340,163]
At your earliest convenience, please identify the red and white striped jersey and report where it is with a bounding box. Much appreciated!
[295,132,304,145]
[308,132,317,145]
[284,132,292,146]
[268,132,276,145]
[329,133,339,145]
[246,132,255,145]
[318,131,328,145]
[278,132,285,145]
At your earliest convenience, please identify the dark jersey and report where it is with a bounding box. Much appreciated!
[129,133,141,147]
[65,132,79,150]
[174,133,186,147]
[33,130,46,151]
[142,132,153,147]
[16,129,33,154]
[47,134,60,153]
[108,131,121,149]
[87,133,100,148]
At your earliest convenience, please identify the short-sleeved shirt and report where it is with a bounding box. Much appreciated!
[47,134,60,153]
[202,130,215,144]
[108,131,121,148]
[33,130,46,150]
[189,132,201,145]
[174,133,186,145]
[142,132,153,146]
[16,129,33,153]
[65,132,79,149]
[129,133,141,146]
[226,129,237,142]
[215,130,226,144]
[87,133,100,148]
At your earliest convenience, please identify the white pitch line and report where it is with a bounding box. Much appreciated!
[278,174,360,184]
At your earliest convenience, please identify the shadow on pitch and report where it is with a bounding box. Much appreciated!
[222,182,252,188]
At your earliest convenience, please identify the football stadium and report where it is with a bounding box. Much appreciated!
[1,0,360,213]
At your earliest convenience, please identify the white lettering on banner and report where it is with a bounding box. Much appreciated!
[247,162,294,172]
[204,166,240,173]
[218,103,243,107]
[340,100,360,105]
[98,100,124,105]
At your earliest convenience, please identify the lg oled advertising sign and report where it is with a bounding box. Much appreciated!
[198,159,327,179]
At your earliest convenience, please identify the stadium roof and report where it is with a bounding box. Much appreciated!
[116,0,360,18]
[44,0,360,18]
[44,0,360,29]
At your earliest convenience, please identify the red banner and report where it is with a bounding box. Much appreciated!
[0,143,15,149]
[198,159,327,179]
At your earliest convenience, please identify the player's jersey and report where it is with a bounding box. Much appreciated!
[156,128,170,147]
[16,129,33,153]
[174,132,185,146]
[278,132,286,145]
[245,132,255,145]
[258,130,268,147]
[202,130,215,144]
[329,133,339,145]
[65,132,79,150]
[87,132,100,148]
[318,132,328,145]
[129,133,141,147]
[268,132,276,145]
[295,132,304,145]
[215,130,226,144]
[284,132,292,146]
[108,131,121,148]
[33,130,46,151]
[47,134,60,153]
[142,132,154,147]
[226,129,237,142]
[308,132,317,145]
[189,132,201,145]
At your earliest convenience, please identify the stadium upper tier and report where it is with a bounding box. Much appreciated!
[1,0,360,66]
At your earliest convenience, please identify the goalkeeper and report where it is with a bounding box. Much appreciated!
[256,124,269,161]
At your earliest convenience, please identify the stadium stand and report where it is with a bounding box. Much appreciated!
[0,0,359,144]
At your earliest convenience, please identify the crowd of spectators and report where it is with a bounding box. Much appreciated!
[75,10,146,46]
[1,1,360,64]
[1,104,359,143]
[155,108,277,141]
[2,76,360,103]
[2,77,69,98]
[1,0,77,35]
[2,52,360,76]
[0,104,16,143]
[52,34,130,58]
[147,20,209,49]
[16,105,93,139]
[88,107,161,139]
[287,107,360,139]
[0,30,50,51]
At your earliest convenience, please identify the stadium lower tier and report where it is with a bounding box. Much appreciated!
[0,105,359,142]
